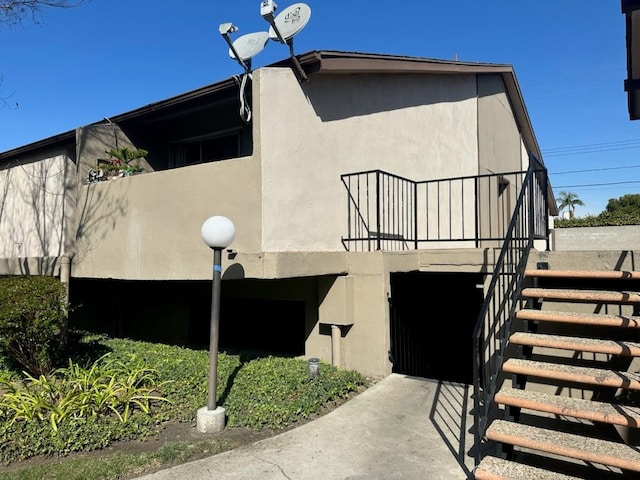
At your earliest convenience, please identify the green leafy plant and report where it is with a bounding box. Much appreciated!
[0,353,172,438]
[102,146,147,176]
[0,333,368,465]
[223,356,368,430]
[0,276,69,376]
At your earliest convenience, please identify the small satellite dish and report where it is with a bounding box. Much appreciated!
[229,31,270,61]
[268,3,311,43]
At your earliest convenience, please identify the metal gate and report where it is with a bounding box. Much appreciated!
[389,272,484,383]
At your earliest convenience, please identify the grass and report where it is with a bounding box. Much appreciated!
[0,439,237,480]
[0,332,370,479]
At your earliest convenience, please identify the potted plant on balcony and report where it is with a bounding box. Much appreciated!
[102,146,148,179]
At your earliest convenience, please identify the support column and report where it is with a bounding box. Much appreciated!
[331,324,342,368]
[60,252,75,304]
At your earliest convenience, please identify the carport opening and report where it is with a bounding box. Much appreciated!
[389,272,484,384]
[68,278,306,357]
[190,297,306,356]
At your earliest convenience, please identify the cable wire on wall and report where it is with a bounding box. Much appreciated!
[233,73,252,123]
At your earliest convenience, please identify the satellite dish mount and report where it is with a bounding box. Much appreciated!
[218,23,269,123]
[219,23,269,75]
[219,23,248,73]
[260,1,311,82]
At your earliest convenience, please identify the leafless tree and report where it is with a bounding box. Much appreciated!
[0,75,17,109]
[0,0,84,28]
[1,1,85,107]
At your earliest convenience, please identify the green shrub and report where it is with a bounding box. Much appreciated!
[0,353,171,427]
[101,338,215,423]
[0,333,369,464]
[0,352,171,464]
[224,356,368,429]
[553,211,640,228]
[0,411,158,464]
[0,276,69,376]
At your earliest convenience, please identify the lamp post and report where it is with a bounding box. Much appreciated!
[197,215,235,433]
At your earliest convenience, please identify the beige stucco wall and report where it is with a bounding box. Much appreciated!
[476,74,526,244]
[256,68,480,253]
[305,248,492,378]
[77,124,153,181]
[308,252,392,377]
[0,152,74,263]
[477,75,523,175]
[68,68,531,281]
[71,156,262,280]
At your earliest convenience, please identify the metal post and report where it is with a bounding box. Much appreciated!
[376,171,381,250]
[207,247,222,410]
[413,181,418,250]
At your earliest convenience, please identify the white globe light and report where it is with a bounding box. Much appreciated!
[201,216,236,249]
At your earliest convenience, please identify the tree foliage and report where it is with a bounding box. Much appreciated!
[556,191,585,219]
[554,193,640,227]
[605,193,640,215]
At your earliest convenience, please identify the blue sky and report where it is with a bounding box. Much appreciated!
[0,0,636,216]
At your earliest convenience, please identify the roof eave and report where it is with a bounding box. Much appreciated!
[0,78,239,159]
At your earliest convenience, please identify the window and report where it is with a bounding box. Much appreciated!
[169,130,241,168]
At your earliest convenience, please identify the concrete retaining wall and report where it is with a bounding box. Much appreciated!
[550,225,640,251]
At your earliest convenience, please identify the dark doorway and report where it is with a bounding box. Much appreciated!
[389,272,484,384]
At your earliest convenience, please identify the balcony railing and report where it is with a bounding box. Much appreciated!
[341,161,549,252]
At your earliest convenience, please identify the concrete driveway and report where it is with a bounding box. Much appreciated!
[133,374,476,480]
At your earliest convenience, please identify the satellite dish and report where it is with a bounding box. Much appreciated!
[268,3,311,42]
[229,31,269,61]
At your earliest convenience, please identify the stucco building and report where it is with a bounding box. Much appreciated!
[0,50,552,380]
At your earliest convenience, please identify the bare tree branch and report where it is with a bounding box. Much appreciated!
[1,1,86,108]
[0,0,84,28]
[0,75,18,109]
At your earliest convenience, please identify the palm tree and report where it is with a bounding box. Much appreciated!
[556,191,585,219]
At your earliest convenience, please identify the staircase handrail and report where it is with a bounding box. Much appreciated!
[471,153,548,465]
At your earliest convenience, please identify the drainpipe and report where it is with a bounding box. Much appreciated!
[331,325,342,368]
[59,251,75,349]
[60,252,75,305]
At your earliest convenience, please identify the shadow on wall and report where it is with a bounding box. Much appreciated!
[306,74,475,122]
[0,149,75,275]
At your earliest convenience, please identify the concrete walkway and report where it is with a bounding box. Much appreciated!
[134,374,476,480]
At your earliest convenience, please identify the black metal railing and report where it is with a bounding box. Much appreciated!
[341,170,417,251]
[471,153,548,465]
[341,167,542,252]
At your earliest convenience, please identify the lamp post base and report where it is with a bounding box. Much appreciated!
[196,406,226,433]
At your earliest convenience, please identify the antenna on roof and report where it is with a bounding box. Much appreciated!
[218,23,268,123]
[260,1,311,82]
[218,22,269,74]
[216,2,311,122]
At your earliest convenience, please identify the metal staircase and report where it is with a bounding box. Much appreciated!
[474,267,640,479]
